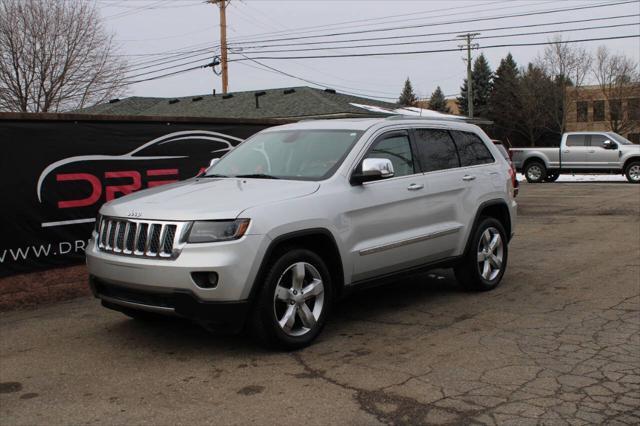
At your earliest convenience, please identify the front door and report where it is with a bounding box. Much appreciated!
[345,130,432,282]
[588,134,620,169]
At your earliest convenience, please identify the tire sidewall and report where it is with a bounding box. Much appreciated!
[471,217,508,290]
[256,248,333,349]
[525,162,546,183]
[625,161,640,184]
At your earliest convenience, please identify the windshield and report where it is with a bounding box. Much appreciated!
[205,129,363,180]
[608,133,634,145]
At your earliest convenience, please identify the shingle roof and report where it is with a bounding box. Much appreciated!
[76,86,398,119]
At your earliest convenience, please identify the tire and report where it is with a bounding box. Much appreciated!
[624,161,640,183]
[250,247,333,350]
[455,217,509,292]
[545,172,559,182]
[524,161,546,183]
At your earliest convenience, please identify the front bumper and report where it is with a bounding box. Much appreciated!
[86,234,268,302]
[89,276,250,332]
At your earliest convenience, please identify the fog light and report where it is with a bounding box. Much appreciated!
[191,271,219,289]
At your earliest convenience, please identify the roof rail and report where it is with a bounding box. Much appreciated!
[384,114,490,124]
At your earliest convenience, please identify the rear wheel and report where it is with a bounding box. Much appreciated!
[250,248,332,350]
[625,161,640,183]
[524,161,546,183]
[455,217,508,291]
[545,171,559,182]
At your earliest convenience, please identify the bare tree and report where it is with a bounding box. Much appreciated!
[513,64,557,147]
[592,45,640,135]
[0,0,128,112]
[537,35,592,135]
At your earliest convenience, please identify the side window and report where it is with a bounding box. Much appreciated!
[450,131,494,167]
[368,133,415,177]
[566,135,587,147]
[591,134,614,148]
[413,129,460,172]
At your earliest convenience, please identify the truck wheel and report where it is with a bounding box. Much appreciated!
[545,172,560,182]
[625,161,640,183]
[524,161,546,183]
[455,217,508,292]
[250,248,332,350]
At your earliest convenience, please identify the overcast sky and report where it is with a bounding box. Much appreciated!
[99,0,640,102]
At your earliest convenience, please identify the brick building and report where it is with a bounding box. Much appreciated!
[566,84,640,143]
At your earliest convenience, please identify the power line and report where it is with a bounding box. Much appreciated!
[228,34,640,61]
[227,0,638,46]
[236,55,400,100]
[235,13,639,50]
[121,14,638,77]
[229,22,639,55]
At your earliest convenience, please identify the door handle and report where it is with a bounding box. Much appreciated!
[407,183,424,191]
[588,150,595,153]
[563,150,570,153]
[462,175,476,181]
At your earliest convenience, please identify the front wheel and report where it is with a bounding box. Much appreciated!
[455,217,508,292]
[524,161,546,183]
[545,172,560,182]
[625,161,640,183]
[250,248,332,350]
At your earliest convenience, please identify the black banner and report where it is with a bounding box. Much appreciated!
[0,117,272,277]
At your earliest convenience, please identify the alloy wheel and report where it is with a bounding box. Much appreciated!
[629,165,640,182]
[273,262,325,337]
[527,165,542,181]
[477,227,504,281]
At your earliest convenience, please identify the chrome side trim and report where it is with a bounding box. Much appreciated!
[358,226,462,256]
[100,295,177,316]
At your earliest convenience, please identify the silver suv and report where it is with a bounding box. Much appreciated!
[86,117,517,349]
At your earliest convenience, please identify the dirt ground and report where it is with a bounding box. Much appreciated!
[1,182,639,425]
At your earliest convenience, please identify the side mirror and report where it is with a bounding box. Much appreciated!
[602,140,616,149]
[351,158,394,185]
[208,158,220,168]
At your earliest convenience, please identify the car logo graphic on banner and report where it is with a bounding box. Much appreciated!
[36,130,244,228]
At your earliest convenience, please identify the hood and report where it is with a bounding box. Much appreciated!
[101,177,320,221]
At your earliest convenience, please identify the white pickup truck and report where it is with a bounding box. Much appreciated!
[511,132,640,183]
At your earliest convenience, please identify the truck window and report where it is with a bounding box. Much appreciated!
[413,129,460,172]
[566,135,587,147]
[591,134,613,148]
[450,131,494,167]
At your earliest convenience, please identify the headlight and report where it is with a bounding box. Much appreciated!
[187,219,250,243]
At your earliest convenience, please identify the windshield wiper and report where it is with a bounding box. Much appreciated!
[200,173,228,178]
[235,173,280,179]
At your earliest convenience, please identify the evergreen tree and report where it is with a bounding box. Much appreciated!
[428,86,451,113]
[457,53,493,117]
[488,53,521,143]
[398,77,418,106]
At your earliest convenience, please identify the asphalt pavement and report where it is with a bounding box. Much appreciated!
[1,182,639,425]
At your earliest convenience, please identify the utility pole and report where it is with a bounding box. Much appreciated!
[457,33,479,118]
[208,0,229,94]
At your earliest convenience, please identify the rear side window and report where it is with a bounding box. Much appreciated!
[566,135,587,146]
[450,131,494,166]
[368,133,415,177]
[413,129,460,172]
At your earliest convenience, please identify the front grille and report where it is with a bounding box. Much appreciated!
[97,216,187,259]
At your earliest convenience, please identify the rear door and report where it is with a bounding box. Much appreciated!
[563,134,590,168]
[412,128,469,258]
